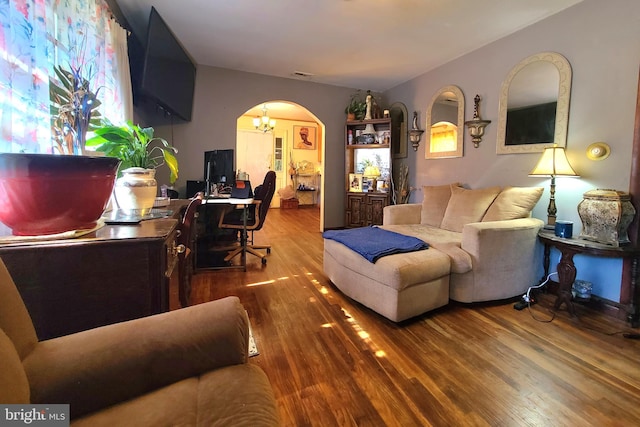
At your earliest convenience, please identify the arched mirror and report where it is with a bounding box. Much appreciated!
[497,52,572,154]
[390,102,408,159]
[426,85,464,159]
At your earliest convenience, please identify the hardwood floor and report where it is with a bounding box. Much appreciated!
[184,207,640,426]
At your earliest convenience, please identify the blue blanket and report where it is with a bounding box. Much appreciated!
[323,226,428,263]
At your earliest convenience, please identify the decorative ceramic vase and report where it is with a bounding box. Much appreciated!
[113,167,158,216]
[577,189,636,247]
[0,153,120,235]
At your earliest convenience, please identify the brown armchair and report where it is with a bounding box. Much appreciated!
[0,258,279,426]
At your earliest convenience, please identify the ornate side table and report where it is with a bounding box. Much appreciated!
[537,230,640,326]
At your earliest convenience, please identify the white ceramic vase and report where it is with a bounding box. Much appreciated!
[114,167,157,216]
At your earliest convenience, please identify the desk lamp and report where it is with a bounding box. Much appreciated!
[529,144,579,229]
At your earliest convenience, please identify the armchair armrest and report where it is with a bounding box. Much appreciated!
[24,296,249,418]
[383,204,421,225]
[458,218,544,301]
[462,218,544,251]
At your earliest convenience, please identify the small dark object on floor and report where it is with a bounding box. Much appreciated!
[623,333,640,339]
[514,295,535,311]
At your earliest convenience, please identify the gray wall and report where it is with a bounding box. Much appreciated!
[385,0,640,301]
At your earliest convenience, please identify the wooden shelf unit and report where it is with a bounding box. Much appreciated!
[344,118,393,227]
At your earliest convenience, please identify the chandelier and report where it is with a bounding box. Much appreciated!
[253,104,276,133]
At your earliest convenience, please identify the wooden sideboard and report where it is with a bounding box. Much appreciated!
[0,218,181,340]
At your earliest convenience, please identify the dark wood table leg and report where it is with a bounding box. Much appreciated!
[542,242,551,284]
[628,256,640,327]
[241,203,248,272]
[554,248,578,316]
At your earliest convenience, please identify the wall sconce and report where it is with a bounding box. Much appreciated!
[529,144,579,229]
[464,95,491,148]
[408,111,424,151]
[586,142,610,161]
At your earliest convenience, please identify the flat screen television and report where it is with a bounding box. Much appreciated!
[505,102,557,146]
[138,7,196,122]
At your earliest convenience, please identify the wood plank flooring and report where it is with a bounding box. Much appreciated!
[182,207,640,426]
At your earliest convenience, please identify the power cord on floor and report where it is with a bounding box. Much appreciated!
[515,274,640,337]
[514,272,557,323]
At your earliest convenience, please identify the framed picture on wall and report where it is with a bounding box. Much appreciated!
[294,125,317,150]
[349,173,363,192]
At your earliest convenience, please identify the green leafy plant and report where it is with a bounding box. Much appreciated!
[86,120,179,184]
[50,65,102,155]
[345,90,366,120]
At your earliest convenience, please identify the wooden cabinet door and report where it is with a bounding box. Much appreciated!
[368,194,389,226]
[346,193,367,228]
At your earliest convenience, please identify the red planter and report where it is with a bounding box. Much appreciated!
[0,153,120,235]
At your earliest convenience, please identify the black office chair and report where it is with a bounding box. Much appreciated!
[218,171,276,265]
[178,194,202,307]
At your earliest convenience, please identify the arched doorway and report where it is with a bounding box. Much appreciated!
[236,101,325,231]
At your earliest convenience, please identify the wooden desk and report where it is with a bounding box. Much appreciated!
[538,230,640,326]
[198,197,254,271]
[0,218,180,340]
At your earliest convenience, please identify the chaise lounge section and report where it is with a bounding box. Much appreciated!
[324,184,545,322]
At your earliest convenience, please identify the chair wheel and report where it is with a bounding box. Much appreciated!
[267,248,271,254]
[261,258,267,265]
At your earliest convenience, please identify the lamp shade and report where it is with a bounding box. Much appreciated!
[529,145,579,177]
[363,165,380,178]
[363,123,377,135]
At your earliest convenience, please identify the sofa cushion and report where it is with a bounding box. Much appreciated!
[0,259,38,360]
[383,224,472,274]
[71,365,279,427]
[420,183,460,227]
[0,328,30,404]
[483,186,544,221]
[441,185,501,232]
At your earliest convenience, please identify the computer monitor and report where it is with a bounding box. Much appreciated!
[204,149,234,186]
[186,180,206,198]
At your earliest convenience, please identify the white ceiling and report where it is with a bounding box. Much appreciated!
[115,0,583,118]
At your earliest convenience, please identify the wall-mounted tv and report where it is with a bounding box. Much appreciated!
[137,7,196,123]
[505,102,557,146]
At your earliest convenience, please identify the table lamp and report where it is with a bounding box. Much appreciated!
[363,165,381,179]
[529,144,579,229]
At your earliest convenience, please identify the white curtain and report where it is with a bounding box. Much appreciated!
[0,0,131,153]
[107,18,133,123]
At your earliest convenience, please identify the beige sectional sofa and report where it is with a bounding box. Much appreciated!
[324,183,545,322]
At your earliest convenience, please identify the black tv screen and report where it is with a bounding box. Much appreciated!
[204,150,235,185]
[140,7,196,121]
[505,102,557,146]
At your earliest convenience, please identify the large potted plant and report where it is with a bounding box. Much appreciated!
[0,65,120,236]
[86,121,179,215]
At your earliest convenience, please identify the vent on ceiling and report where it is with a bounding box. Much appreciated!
[292,71,314,78]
